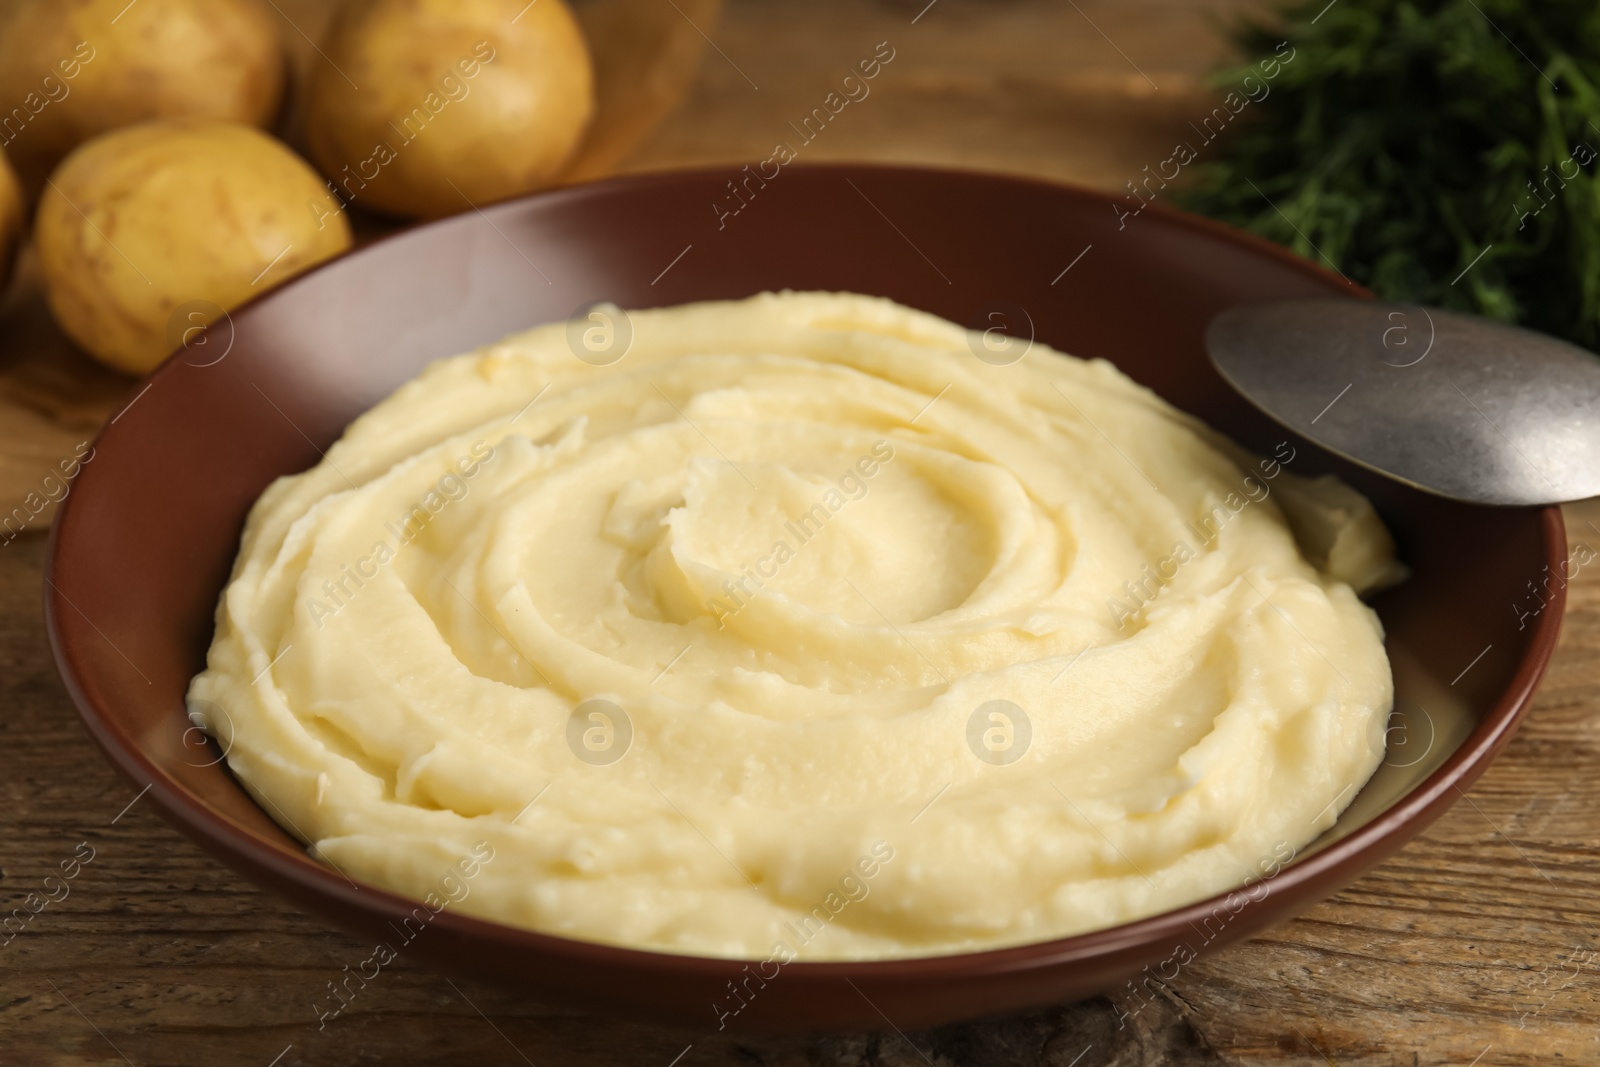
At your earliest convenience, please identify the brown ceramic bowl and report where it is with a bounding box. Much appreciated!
[46,165,1564,1033]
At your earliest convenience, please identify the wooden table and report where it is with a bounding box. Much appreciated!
[4,1,1599,1063]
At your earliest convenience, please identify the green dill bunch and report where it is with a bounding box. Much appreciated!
[1181,0,1600,352]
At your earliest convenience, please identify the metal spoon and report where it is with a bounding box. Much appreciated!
[1205,299,1600,506]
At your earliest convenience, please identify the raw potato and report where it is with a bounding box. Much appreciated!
[306,0,595,218]
[35,120,351,375]
[0,149,21,296]
[0,0,285,194]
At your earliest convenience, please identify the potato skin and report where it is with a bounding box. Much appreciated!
[35,120,351,375]
[306,0,595,218]
[0,148,21,296]
[0,0,285,192]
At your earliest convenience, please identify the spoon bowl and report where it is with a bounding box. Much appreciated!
[1206,298,1600,506]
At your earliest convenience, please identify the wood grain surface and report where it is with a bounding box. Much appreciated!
[4,1,1600,1064]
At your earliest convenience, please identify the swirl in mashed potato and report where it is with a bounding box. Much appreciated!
[189,291,1401,960]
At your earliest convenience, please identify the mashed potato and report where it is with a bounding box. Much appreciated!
[188,291,1401,960]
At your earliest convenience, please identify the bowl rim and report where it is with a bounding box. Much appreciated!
[44,161,1569,981]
